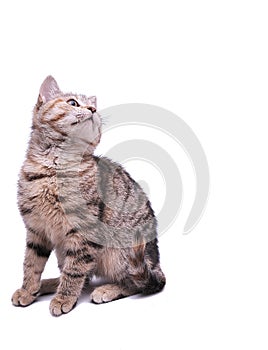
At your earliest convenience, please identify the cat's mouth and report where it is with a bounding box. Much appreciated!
[71,116,93,126]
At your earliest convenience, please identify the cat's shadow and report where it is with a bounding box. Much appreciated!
[37,276,150,307]
[37,277,111,305]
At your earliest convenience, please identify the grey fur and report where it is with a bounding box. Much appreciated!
[12,76,166,316]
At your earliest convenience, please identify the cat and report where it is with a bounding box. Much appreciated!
[11,76,166,316]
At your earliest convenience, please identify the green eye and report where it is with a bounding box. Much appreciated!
[67,99,79,107]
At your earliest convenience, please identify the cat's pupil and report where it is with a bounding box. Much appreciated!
[67,99,79,107]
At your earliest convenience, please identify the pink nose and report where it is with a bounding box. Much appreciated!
[87,106,96,113]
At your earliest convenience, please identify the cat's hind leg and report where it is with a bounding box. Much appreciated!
[90,239,166,304]
[90,283,132,304]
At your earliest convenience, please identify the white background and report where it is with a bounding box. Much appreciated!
[1,1,268,349]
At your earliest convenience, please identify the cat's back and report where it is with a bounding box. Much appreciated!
[91,156,157,237]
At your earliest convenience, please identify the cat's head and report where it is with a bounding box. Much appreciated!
[33,76,101,151]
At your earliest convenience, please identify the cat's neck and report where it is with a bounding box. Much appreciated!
[27,129,95,170]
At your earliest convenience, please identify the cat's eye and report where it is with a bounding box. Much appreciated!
[67,99,80,107]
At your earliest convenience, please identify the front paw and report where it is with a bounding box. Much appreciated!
[12,288,37,307]
[49,295,77,316]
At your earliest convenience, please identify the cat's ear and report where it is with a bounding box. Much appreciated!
[89,96,97,108]
[38,76,61,105]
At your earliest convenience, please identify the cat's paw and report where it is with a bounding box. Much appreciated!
[90,284,125,304]
[49,295,77,316]
[12,288,37,307]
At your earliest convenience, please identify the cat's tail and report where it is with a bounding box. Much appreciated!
[39,277,60,295]
[130,239,166,295]
[142,265,166,295]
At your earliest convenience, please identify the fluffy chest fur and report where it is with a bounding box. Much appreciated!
[18,154,100,244]
[18,166,70,245]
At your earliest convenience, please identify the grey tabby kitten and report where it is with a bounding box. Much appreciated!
[12,76,166,316]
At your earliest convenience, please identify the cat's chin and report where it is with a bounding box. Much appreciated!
[71,115,93,126]
[69,122,99,145]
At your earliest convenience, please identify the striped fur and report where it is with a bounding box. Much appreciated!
[12,76,165,316]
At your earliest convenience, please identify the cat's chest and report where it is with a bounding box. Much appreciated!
[18,169,98,243]
[18,174,70,241]
[19,175,58,207]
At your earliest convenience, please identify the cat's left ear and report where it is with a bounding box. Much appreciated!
[38,76,61,106]
[89,96,97,108]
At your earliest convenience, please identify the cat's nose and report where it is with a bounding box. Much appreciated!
[87,106,96,113]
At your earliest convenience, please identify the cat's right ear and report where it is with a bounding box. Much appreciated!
[37,76,61,108]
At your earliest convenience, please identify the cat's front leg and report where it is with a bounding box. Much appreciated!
[12,229,52,307]
[50,241,97,316]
